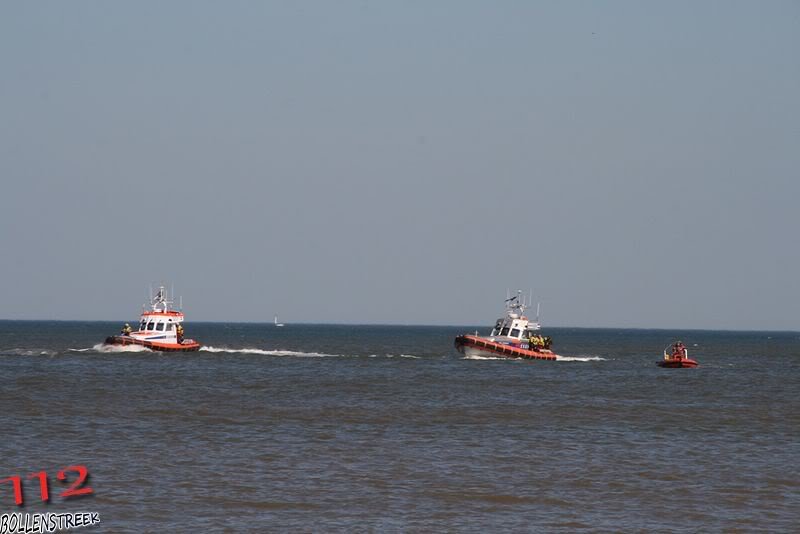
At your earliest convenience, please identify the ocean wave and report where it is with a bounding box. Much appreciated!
[462,354,506,361]
[199,346,340,358]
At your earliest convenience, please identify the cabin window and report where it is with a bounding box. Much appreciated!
[147,322,155,330]
[140,321,146,331]
[166,323,174,331]
[156,322,165,331]
[510,328,521,338]
[500,327,510,336]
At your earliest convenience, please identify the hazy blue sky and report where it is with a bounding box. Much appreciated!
[1,1,798,329]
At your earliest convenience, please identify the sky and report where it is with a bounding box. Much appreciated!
[1,1,798,329]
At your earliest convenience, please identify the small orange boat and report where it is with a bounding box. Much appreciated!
[657,341,698,368]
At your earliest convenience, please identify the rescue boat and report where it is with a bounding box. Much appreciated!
[455,290,560,361]
[656,342,699,368]
[104,286,201,352]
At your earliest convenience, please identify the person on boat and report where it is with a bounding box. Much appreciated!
[672,341,687,360]
[543,336,552,350]
[176,324,184,344]
[121,323,132,336]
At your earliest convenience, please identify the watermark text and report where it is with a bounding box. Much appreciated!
[0,512,100,533]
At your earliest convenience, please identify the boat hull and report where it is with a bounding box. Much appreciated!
[657,358,699,368]
[105,335,201,352]
[455,335,558,361]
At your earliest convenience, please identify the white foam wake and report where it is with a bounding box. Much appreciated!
[462,353,606,362]
[2,348,58,356]
[70,343,152,353]
[199,346,339,358]
[555,355,606,362]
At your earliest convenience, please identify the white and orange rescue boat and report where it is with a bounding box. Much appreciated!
[105,286,201,352]
[455,290,560,361]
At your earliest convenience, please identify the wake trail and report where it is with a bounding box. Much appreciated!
[200,346,340,358]
[555,355,606,362]
[69,343,152,353]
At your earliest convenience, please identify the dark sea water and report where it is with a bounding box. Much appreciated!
[1,321,798,532]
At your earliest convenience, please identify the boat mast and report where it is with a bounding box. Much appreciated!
[511,289,525,314]
[151,285,173,313]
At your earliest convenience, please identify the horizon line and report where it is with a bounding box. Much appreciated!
[0,318,797,334]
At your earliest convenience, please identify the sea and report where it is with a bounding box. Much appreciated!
[1,321,798,532]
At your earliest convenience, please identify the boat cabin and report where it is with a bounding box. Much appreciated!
[138,310,184,335]
[490,312,541,340]
[489,291,542,341]
[128,287,185,343]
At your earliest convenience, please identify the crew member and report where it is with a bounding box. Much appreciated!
[121,323,132,336]
[176,324,184,344]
